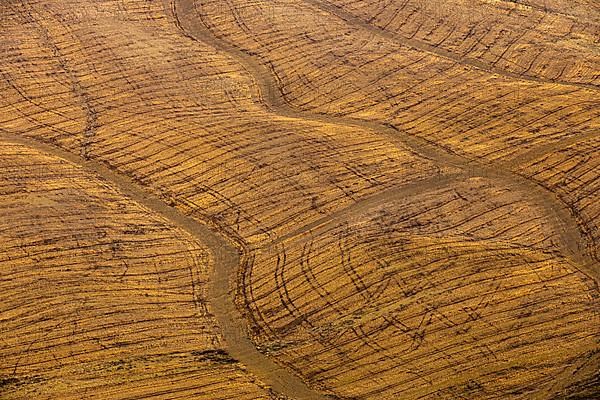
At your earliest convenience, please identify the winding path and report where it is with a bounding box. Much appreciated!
[2,1,597,399]
[300,0,599,91]
[174,0,598,284]
[0,130,334,400]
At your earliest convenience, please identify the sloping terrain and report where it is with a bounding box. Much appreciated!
[0,0,444,247]
[515,136,600,263]
[311,0,600,86]
[0,139,275,399]
[242,178,599,398]
[196,0,599,163]
[0,0,598,399]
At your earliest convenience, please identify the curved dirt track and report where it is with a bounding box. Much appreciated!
[175,0,599,285]
[0,131,333,400]
[1,1,597,399]
[266,172,468,249]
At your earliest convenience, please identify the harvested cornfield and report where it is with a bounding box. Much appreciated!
[0,0,598,399]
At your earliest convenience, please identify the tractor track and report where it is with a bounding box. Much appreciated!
[169,1,599,398]
[301,0,599,91]
[0,129,335,400]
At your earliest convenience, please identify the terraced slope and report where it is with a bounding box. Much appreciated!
[0,139,275,399]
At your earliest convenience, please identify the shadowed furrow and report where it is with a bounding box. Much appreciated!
[518,136,600,263]
[1,0,598,399]
[311,0,600,87]
[195,0,598,163]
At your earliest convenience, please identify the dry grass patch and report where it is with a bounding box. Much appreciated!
[326,0,600,85]
[0,0,445,247]
[518,136,600,262]
[196,0,599,162]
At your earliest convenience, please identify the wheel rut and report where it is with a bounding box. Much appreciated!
[301,0,598,91]
[0,130,336,400]
[501,129,599,170]
[169,1,600,398]
[264,172,469,251]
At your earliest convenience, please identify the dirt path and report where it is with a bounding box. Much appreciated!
[174,0,598,285]
[501,129,599,169]
[2,1,596,399]
[265,172,468,250]
[0,130,335,400]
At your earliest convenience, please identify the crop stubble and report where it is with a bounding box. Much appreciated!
[0,140,276,399]
[0,0,598,399]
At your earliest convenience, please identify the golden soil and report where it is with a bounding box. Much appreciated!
[0,0,598,399]
[198,0,599,161]
[517,136,600,263]
[0,0,444,247]
[243,178,599,398]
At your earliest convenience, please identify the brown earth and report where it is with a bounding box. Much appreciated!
[0,0,598,399]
